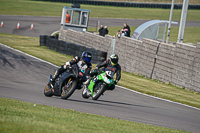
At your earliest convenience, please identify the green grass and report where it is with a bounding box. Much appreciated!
[88,26,200,44]
[0,32,200,110]
[0,0,200,21]
[89,26,137,37]
[0,98,189,133]
[93,0,200,4]
[119,71,200,108]
[0,1,199,132]
[0,33,72,66]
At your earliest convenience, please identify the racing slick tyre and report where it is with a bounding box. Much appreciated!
[92,82,106,100]
[61,79,77,99]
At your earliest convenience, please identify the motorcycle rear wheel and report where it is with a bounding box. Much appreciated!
[44,84,53,97]
[61,79,77,99]
[92,83,106,100]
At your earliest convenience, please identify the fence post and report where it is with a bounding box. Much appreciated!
[110,38,116,55]
[97,21,100,32]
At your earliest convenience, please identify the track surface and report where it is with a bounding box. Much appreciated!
[1,15,200,132]
[0,15,200,37]
[1,44,200,132]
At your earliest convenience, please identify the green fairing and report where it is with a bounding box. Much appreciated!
[88,72,114,96]
[88,79,95,96]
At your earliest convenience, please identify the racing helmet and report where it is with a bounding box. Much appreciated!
[110,54,119,65]
[82,51,92,63]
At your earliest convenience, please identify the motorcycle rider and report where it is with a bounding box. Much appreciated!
[50,51,92,87]
[92,54,121,90]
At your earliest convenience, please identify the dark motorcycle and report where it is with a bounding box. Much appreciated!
[44,64,85,99]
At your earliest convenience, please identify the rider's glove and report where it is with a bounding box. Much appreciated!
[64,61,71,69]
[66,61,70,66]
[94,67,99,73]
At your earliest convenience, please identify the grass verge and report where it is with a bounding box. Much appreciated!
[91,0,200,4]
[88,26,200,44]
[0,97,190,133]
[0,32,200,110]
[0,0,200,21]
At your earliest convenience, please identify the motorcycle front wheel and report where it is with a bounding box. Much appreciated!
[92,82,106,100]
[61,79,77,99]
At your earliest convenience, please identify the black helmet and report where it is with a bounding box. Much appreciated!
[110,54,119,65]
[82,51,92,63]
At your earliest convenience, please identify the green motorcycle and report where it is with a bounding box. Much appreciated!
[82,68,115,100]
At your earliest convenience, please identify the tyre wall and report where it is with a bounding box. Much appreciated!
[34,0,200,9]
[39,35,107,64]
[59,29,200,92]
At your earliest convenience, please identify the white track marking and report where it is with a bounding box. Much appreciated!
[51,30,59,36]
[1,43,200,111]
[0,43,59,68]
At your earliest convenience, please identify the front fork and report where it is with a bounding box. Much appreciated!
[48,75,54,88]
[88,79,95,96]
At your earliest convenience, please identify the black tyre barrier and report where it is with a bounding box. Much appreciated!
[40,35,107,64]
[40,35,47,46]
[35,0,200,9]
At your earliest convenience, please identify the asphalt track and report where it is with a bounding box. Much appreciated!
[1,15,200,37]
[1,15,200,132]
[1,44,200,133]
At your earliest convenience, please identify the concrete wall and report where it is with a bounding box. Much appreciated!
[59,29,112,59]
[59,29,200,92]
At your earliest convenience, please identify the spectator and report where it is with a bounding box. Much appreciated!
[65,12,71,23]
[98,25,104,36]
[121,23,131,37]
[116,30,121,38]
[102,26,109,37]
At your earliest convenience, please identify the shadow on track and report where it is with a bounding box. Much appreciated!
[63,98,154,109]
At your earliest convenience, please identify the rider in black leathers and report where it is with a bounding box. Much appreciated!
[94,54,121,90]
[50,51,92,86]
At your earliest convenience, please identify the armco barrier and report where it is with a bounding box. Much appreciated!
[39,35,107,64]
[59,29,200,92]
[34,0,200,9]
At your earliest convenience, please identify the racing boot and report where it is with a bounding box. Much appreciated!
[83,77,92,85]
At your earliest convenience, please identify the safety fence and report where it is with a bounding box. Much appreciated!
[33,0,200,9]
[59,29,200,92]
[40,35,107,64]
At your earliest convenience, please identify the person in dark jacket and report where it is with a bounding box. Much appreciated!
[102,26,109,37]
[122,23,131,37]
[98,25,104,36]
[50,51,92,87]
[94,54,121,90]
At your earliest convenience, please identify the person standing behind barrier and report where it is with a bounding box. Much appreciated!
[121,23,131,37]
[102,26,109,37]
[98,25,104,36]
[116,30,121,38]
[65,12,71,23]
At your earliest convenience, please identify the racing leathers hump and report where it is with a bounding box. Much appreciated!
[96,59,121,84]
